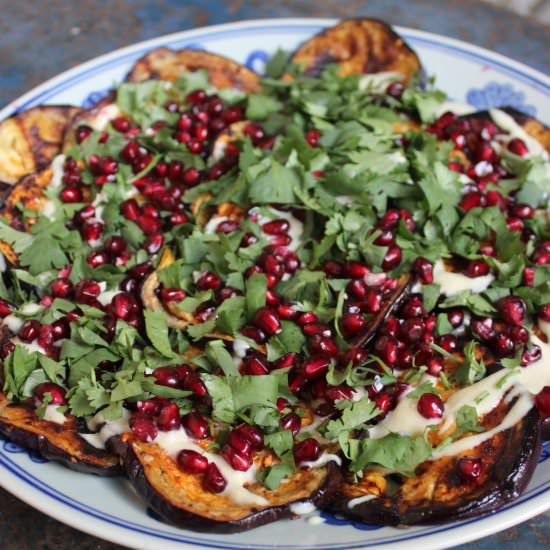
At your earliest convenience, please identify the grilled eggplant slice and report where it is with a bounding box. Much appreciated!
[0,106,79,185]
[330,397,541,525]
[113,433,341,533]
[0,393,121,476]
[290,18,422,82]
[126,48,261,92]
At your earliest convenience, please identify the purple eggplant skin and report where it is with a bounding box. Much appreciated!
[328,408,542,526]
[112,436,343,534]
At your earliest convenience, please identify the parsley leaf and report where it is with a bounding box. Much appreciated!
[322,396,379,441]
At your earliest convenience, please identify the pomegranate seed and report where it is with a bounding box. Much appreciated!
[242,354,270,375]
[460,192,484,211]
[457,457,482,483]
[59,187,82,203]
[297,312,318,326]
[465,260,490,277]
[305,129,321,147]
[204,463,227,493]
[448,161,464,173]
[495,333,515,356]
[221,444,252,471]
[326,385,353,401]
[50,278,72,298]
[426,356,444,376]
[51,318,70,341]
[438,334,458,352]
[0,298,13,318]
[485,190,505,208]
[534,249,550,265]
[534,386,550,416]
[400,295,425,318]
[159,288,186,304]
[379,209,400,230]
[345,261,370,278]
[417,393,444,419]
[143,233,164,255]
[75,125,92,143]
[240,326,267,344]
[262,219,290,235]
[216,220,240,233]
[138,215,162,235]
[341,313,367,336]
[471,316,496,342]
[274,352,297,370]
[496,295,526,326]
[309,335,338,357]
[186,89,207,104]
[397,348,414,369]
[253,307,281,336]
[293,438,321,464]
[382,245,401,270]
[364,289,382,314]
[129,261,152,280]
[153,367,179,388]
[374,334,398,365]
[323,260,343,277]
[0,341,15,358]
[129,414,158,442]
[177,449,208,473]
[183,412,209,439]
[521,345,542,366]
[227,430,252,456]
[73,205,95,225]
[375,393,394,415]
[19,320,41,342]
[235,425,264,450]
[347,279,367,300]
[120,199,140,221]
[508,138,529,156]
[412,257,433,284]
[111,292,137,320]
[303,355,331,379]
[400,318,424,343]
[386,81,404,98]
[539,304,550,322]
[182,374,208,397]
[447,308,464,328]
[223,106,244,124]
[196,272,221,291]
[278,413,301,436]
[277,304,298,320]
[104,236,127,255]
[33,382,66,405]
[157,403,181,431]
[182,167,201,186]
[137,398,165,416]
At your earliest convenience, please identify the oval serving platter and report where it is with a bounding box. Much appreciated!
[0,17,549,550]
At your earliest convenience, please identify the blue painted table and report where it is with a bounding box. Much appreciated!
[0,1,548,549]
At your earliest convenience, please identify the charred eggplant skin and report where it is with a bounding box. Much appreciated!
[113,436,342,533]
[329,408,542,526]
[0,399,122,476]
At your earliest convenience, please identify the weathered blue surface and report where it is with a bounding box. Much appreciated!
[0,1,548,549]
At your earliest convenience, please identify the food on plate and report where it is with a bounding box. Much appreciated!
[0,106,80,185]
[0,17,549,532]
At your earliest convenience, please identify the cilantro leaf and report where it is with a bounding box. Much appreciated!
[144,309,176,358]
[322,396,379,441]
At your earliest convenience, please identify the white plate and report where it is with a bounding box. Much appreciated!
[1,17,549,550]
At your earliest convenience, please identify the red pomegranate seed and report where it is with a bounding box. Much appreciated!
[203,463,227,493]
[382,245,402,270]
[496,295,526,326]
[177,449,208,473]
[0,298,13,318]
[196,272,221,291]
[397,348,414,369]
[347,279,367,300]
[438,334,458,352]
[417,393,444,419]
[323,260,343,277]
[274,352,297,370]
[228,430,252,456]
[303,355,331,379]
[281,413,301,436]
[293,438,321,464]
[386,81,404,98]
[374,392,394,415]
[182,167,201,186]
[340,347,369,366]
[457,457,482,483]
[221,444,252,471]
[508,138,529,156]
[157,403,181,431]
[509,325,529,345]
[240,326,267,344]
[412,257,434,284]
[534,249,550,265]
[303,323,331,338]
[364,289,382,314]
[297,312,319,326]
[75,125,92,144]
[471,316,496,342]
[345,261,370,278]
[465,260,490,277]
[373,334,398,365]
[400,295,425,318]
[309,335,338,357]
[153,367,180,388]
[223,106,244,124]
[129,261,152,280]
[73,205,95,225]
[144,233,164,255]
[137,398,165,417]
[539,303,550,322]
[495,333,515,356]
[535,387,550,416]
[277,303,298,320]
[400,318,424,343]
[242,353,270,375]
[51,318,70,341]
[138,215,162,235]
[262,219,289,235]
[111,292,138,320]
[59,187,82,203]
[129,414,158,442]
[142,203,160,218]
[253,307,281,336]
[379,209,400,230]
[33,382,66,405]
[120,199,140,221]
[183,412,209,439]
[0,341,15,358]
[521,345,542,366]
[485,190,505,208]
[19,320,41,342]
[305,129,321,147]
[159,288,186,304]
[326,385,353,401]
[235,424,264,450]
[50,278,73,298]
[341,313,367,337]
[459,192,484,211]
[104,236,127,255]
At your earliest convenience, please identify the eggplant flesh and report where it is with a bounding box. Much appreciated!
[125,47,261,93]
[112,434,342,533]
[290,18,423,83]
[329,400,542,526]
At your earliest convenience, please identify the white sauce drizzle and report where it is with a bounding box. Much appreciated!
[50,154,66,187]
[43,405,67,425]
[11,337,46,355]
[432,260,494,297]
[89,103,121,131]
[20,303,44,315]
[370,334,550,462]
[306,514,325,525]
[301,453,342,469]
[153,427,268,506]
[347,493,377,509]
[3,315,23,334]
[83,409,130,450]
[436,102,476,117]
[289,501,317,515]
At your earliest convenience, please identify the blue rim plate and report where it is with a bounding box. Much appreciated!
[0,18,549,550]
